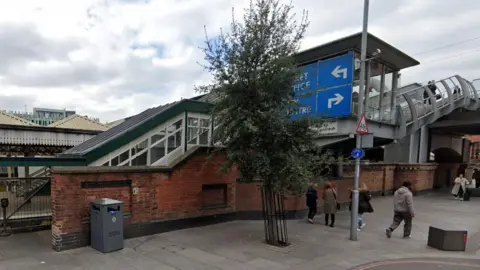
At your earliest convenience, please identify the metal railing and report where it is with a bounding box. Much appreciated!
[352,75,479,138]
[0,177,51,231]
[261,187,288,246]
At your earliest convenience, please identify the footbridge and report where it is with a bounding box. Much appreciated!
[294,32,480,165]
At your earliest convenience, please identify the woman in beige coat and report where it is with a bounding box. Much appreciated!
[451,174,469,200]
[323,182,338,227]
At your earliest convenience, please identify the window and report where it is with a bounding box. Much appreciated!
[187,127,198,144]
[151,128,166,144]
[201,184,228,209]
[131,139,148,156]
[200,118,210,128]
[167,130,182,154]
[131,151,147,166]
[167,119,183,134]
[111,150,129,166]
[150,139,166,164]
[199,128,209,145]
[188,117,198,126]
[187,117,210,145]
[102,161,109,166]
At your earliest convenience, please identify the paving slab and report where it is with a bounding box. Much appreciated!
[0,193,479,269]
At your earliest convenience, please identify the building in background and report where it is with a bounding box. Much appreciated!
[7,107,100,126]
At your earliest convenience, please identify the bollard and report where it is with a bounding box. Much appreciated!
[0,198,11,237]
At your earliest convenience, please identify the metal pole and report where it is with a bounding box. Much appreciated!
[350,0,369,241]
[378,65,386,121]
[364,62,372,118]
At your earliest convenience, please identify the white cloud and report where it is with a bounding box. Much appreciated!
[1,0,480,122]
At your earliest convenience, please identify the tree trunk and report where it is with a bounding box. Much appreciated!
[261,187,289,246]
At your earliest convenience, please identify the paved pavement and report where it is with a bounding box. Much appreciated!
[350,258,480,269]
[0,193,479,269]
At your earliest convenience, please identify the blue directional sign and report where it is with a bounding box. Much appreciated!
[317,52,354,90]
[290,92,316,120]
[292,62,318,94]
[316,85,352,118]
[290,62,318,119]
[290,51,355,120]
[351,148,364,159]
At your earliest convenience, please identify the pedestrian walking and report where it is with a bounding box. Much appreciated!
[451,174,469,201]
[385,181,415,239]
[349,183,374,231]
[323,182,338,227]
[306,184,318,224]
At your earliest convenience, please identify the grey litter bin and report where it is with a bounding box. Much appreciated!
[90,198,124,253]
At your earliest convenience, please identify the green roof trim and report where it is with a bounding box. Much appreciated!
[84,100,212,163]
[0,157,87,167]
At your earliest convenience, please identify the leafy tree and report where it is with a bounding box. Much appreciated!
[197,0,338,244]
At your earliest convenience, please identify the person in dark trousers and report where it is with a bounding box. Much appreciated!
[386,181,415,239]
[306,184,318,224]
[349,183,374,231]
[323,182,338,227]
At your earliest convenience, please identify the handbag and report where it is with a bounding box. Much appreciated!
[333,190,341,210]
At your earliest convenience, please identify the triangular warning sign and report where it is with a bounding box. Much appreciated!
[356,113,369,134]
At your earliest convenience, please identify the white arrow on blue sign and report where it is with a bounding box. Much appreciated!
[351,148,364,159]
[317,52,354,90]
[316,85,352,118]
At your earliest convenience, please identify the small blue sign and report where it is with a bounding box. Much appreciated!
[317,52,354,90]
[316,85,352,118]
[292,62,318,94]
[351,148,364,159]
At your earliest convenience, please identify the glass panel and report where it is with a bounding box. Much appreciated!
[150,139,166,164]
[199,128,209,145]
[187,127,198,144]
[168,119,183,134]
[188,117,198,126]
[151,128,166,144]
[132,139,148,156]
[111,156,119,166]
[167,130,182,154]
[136,139,148,152]
[131,151,147,166]
[102,161,109,166]
[200,118,210,128]
[119,150,129,163]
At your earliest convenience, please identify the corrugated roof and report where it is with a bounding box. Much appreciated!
[0,110,41,127]
[48,114,109,131]
[63,101,179,155]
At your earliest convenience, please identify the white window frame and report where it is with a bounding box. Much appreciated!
[186,112,212,150]
[89,113,184,166]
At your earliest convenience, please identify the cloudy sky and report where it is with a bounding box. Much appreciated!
[1,0,480,122]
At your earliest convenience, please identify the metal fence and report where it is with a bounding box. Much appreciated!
[0,177,51,233]
[261,187,289,246]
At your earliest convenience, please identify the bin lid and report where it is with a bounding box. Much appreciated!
[91,198,124,206]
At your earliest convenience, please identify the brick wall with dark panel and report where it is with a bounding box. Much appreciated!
[51,151,237,251]
[52,151,437,251]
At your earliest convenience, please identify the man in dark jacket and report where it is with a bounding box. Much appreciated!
[386,181,415,239]
[306,185,318,224]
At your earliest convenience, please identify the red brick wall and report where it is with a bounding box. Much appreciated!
[235,163,435,214]
[52,152,438,251]
[395,164,437,193]
[51,151,237,250]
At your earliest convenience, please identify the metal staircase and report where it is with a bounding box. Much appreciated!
[11,167,51,197]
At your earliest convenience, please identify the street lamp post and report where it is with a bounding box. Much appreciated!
[350,0,369,241]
